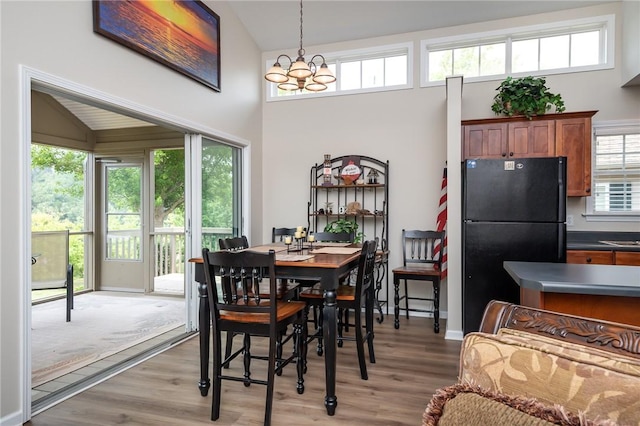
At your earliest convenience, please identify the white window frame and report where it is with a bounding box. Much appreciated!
[420,14,614,87]
[265,42,413,102]
[585,120,640,222]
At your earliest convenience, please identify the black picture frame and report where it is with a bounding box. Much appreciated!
[93,0,220,92]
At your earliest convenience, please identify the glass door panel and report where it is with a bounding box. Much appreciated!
[101,162,145,291]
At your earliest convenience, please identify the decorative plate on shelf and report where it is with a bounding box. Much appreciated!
[341,160,362,185]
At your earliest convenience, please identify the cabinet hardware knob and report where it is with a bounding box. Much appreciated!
[509,152,514,157]
[501,153,506,157]
[586,257,592,263]
[586,187,591,193]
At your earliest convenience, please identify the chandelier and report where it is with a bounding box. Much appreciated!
[264,0,336,92]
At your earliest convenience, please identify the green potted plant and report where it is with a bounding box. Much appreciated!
[324,218,364,243]
[491,76,565,120]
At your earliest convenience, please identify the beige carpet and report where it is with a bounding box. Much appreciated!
[31,292,185,387]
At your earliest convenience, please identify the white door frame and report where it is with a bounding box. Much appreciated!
[19,65,250,422]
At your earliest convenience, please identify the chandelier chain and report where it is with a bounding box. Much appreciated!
[298,0,305,56]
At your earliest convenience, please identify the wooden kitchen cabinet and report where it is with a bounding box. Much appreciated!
[615,251,640,266]
[567,249,640,266]
[566,250,614,265]
[463,122,507,158]
[462,111,597,197]
[462,120,554,159]
[555,116,593,197]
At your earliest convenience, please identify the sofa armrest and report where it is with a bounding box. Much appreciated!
[479,300,640,360]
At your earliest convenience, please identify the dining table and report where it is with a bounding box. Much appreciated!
[189,242,363,416]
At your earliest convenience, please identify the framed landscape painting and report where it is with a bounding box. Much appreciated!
[93,0,220,91]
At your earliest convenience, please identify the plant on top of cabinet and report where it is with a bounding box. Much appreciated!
[491,76,565,119]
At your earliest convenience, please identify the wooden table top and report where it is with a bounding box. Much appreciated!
[189,244,362,269]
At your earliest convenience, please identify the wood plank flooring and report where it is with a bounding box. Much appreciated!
[27,316,461,425]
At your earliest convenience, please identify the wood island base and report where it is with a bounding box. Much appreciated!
[521,287,640,327]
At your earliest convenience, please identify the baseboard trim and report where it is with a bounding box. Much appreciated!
[0,409,24,426]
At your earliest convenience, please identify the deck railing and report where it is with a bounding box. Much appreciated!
[152,228,232,277]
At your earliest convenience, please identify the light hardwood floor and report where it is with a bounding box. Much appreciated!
[28,316,461,425]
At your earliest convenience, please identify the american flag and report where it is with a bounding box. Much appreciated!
[434,167,447,279]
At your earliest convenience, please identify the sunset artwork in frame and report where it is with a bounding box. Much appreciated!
[93,0,220,91]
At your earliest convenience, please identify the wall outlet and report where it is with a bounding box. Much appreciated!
[566,214,574,226]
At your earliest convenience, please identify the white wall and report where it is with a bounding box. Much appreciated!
[0,0,261,423]
[261,2,640,341]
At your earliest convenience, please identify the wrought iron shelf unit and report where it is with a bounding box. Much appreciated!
[308,155,389,320]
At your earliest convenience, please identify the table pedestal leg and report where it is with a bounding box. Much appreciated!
[323,288,338,416]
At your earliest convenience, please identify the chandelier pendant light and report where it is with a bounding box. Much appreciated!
[264,0,336,92]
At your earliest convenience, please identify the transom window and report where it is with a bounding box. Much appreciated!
[421,15,613,86]
[588,121,640,218]
[266,43,412,101]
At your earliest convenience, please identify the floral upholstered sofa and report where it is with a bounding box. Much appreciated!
[423,301,640,426]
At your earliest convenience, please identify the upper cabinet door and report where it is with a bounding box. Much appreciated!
[463,123,507,158]
[508,120,555,158]
[555,116,593,197]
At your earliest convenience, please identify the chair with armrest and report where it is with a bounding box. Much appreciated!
[31,230,74,322]
[202,248,307,425]
[299,239,377,379]
[392,229,445,333]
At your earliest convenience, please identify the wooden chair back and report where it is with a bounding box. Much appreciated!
[202,248,278,325]
[401,229,445,270]
[218,235,249,251]
[272,227,298,243]
[355,239,378,303]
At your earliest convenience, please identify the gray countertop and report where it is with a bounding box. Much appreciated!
[567,231,640,252]
[503,261,640,297]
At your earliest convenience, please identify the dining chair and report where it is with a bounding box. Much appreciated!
[218,235,249,251]
[271,227,298,243]
[299,239,377,380]
[202,248,307,425]
[218,235,299,369]
[392,230,445,333]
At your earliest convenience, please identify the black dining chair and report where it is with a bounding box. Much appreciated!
[202,248,307,425]
[272,227,298,243]
[218,235,300,370]
[299,239,377,379]
[218,235,249,251]
[392,229,445,333]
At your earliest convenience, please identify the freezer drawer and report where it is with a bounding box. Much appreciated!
[462,221,566,334]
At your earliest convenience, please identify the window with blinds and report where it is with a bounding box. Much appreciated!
[589,122,640,216]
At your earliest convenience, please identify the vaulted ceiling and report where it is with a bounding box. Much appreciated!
[46,0,616,131]
[226,1,615,52]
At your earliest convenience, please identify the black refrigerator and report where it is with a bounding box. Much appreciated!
[462,157,567,334]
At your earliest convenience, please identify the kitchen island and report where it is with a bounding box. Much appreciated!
[504,261,640,327]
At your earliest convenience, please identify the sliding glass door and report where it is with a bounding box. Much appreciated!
[185,135,243,327]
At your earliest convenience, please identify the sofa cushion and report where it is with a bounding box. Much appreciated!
[423,383,616,426]
[459,332,640,424]
[496,328,640,376]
